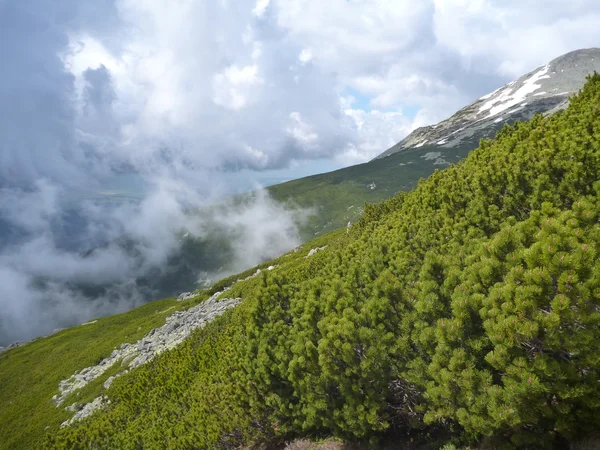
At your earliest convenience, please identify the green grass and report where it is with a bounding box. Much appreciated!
[0,296,196,450]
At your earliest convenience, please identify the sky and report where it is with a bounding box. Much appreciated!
[1,0,599,344]
[3,0,600,188]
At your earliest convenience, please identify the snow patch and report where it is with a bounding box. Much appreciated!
[450,126,467,136]
[478,65,550,119]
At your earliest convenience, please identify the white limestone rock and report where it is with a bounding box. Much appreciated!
[305,246,327,258]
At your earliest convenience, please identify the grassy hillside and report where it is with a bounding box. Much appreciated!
[19,73,598,449]
[0,296,203,450]
[267,137,483,240]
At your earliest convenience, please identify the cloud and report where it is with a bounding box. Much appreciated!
[253,0,271,18]
[298,48,313,65]
[1,0,598,344]
[432,0,600,78]
[213,64,264,111]
[3,0,597,180]
[339,109,414,165]
[0,176,305,345]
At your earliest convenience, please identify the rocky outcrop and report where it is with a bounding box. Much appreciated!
[54,290,241,424]
[305,246,327,258]
[177,292,196,302]
[61,397,110,428]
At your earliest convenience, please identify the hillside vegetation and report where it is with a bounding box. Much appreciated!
[267,138,477,239]
[7,74,600,449]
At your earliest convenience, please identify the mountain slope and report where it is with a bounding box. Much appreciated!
[27,73,600,449]
[375,48,600,160]
[269,48,600,239]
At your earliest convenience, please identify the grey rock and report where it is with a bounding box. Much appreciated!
[305,246,327,258]
[103,376,116,390]
[61,396,109,428]
[65,403,82,413]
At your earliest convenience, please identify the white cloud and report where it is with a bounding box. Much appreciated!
[432,0,600,78]
[298,48,313,65]
[339,108,414,165]
[253,0,271,17]
[286,112,319,148]
[5,0,598,180]
[213,64,263,110]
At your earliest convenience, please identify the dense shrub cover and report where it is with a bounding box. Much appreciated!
[46,74,600,449]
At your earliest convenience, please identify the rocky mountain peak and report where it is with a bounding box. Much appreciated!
[375,48,600,160]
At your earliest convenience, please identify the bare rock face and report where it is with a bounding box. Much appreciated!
[375,48,600,161]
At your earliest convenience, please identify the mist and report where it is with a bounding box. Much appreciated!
[0,175,304,345]
[0,0,316,346]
